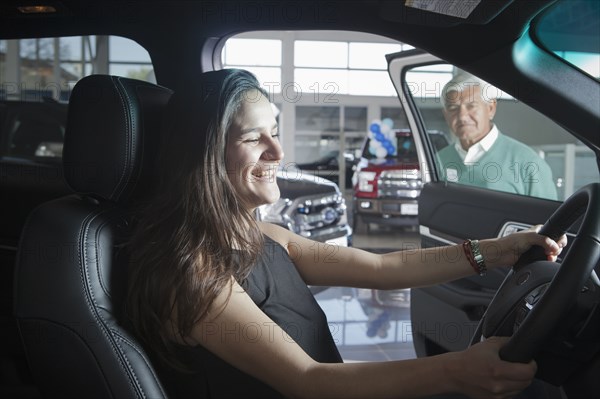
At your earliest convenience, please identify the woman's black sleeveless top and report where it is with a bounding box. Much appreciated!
[158,235,342,398]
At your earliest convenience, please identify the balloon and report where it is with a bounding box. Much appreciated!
[375,147,388,158]
[369,123,381,134]
[368,119,397,158]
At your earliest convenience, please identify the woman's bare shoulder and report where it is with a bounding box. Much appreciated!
[257,221,296,248]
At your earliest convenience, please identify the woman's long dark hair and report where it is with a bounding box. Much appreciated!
[126,69,269,366]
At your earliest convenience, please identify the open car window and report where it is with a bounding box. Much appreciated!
[404,64,599,202]
[221,31,410,190]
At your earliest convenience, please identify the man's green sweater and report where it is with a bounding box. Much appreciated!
[436,133,557,200]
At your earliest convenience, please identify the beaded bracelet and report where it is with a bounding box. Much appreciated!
[462,239,487,276]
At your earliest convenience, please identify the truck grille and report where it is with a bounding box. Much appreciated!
[378,169,422,198]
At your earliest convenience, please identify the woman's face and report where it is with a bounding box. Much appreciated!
[225,89,284,211]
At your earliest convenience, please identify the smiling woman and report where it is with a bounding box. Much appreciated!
[124,68,565,399]
[2,1,599,398]
[126,70,271,369]
[126,68,344,397]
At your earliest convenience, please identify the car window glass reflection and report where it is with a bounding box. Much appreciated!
[406,65,600,201]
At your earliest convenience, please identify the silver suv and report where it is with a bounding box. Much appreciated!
[258,170,351,247]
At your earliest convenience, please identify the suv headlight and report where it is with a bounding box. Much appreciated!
[257,198,291,225]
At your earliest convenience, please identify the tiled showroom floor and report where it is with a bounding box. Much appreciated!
[315,221,420,362]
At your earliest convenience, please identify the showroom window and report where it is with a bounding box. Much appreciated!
[0,35,153,160]
[108,36,154,80]
[1,35,153,102]
[222,36,404,97]
[294,40,402,96]
[221,38,282,93]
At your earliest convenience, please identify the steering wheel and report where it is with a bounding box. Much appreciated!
[469,182,600,363]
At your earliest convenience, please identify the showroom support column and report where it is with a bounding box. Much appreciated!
[92,35,109,74]
[4,40,21,100]
[280,31,295,165]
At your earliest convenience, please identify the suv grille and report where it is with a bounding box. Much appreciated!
[286,193,348,239]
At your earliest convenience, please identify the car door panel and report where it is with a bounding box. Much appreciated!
[419,182,560,241]
[412,182,562,355]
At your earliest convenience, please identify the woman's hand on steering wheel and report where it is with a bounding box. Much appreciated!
[445,336,537,399]
[480,225,567,270]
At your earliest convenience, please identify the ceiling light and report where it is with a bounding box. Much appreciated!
[17,5,57,14]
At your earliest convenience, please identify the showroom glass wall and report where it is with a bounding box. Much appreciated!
[0,36,153,102]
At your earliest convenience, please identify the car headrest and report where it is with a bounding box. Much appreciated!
[63,75,173,202]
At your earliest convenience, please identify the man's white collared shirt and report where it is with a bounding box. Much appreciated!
[455,125,499,165]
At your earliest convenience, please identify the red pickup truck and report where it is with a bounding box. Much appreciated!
[352,129,448,232]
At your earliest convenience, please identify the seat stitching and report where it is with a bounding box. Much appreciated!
[80,207,146,398]
[113,329,169,398]
[110,76,135,201]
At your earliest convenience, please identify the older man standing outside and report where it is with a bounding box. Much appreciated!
[436,72,557,200]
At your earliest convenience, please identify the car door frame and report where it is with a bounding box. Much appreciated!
[386,51,566,356]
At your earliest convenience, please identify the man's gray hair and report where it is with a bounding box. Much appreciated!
[441,72,499,107]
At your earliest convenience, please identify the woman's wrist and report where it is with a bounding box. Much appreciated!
[439,351,462,395]
[477,238,509,270]
[461,238,511,274]
[462,239,487,276]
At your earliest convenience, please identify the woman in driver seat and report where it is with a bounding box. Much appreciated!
[126,68,566,399]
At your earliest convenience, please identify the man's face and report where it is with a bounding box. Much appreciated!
[443,85,497,150]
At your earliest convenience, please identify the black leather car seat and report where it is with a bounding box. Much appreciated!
[13,75,173,398]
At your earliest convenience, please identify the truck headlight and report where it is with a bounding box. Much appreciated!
[358,171,377,192]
